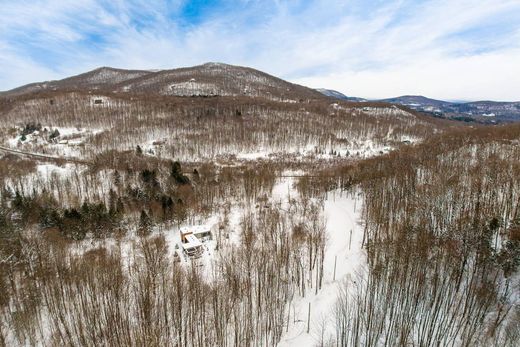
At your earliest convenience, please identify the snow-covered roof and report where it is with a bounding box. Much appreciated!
[182,234,202,250]
[180,225,212,236]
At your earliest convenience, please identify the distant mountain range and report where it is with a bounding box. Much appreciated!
[3,64,518,124]
[316,89,520,123]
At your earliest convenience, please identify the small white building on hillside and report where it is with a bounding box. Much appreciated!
[181,234,204,258]
[179,224,214,257]
[180,225,213,243]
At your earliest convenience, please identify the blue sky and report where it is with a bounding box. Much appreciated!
[1,0,519,100]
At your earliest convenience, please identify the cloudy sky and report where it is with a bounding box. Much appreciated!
[1,0,519,101]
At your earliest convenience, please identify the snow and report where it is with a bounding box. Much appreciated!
[160,217,220,275]
[400,135,420,144]
[166,81,219,96]
[226,205,245,245]
[52,126,104,137]
[67,217,221,279]
[230,141,392,162]
[272,175,298,203]
[236,150,270,160]
[83,68,148,84]
[36,163,76,179]
[278,189,366,346]
[179,225,213,237]
[6,137,19,147]
[16,161,368,347]
[361,106,415,120]
[182,234,203,250]
[3,126,106,158]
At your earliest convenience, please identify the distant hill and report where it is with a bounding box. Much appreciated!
[378,96,520,123]
[315,88,367,102]
[379,95,452,108]
[318,91,520,123]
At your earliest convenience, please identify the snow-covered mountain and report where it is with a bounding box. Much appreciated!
[0,63,447,164]
[5,65,520,123]
[3,67,151,96]
[3,63,325,101]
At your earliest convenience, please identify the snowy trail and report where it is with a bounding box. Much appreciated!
[278,189,366,347]
[0,145,87,164]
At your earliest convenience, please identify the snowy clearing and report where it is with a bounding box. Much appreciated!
[278,189,366,346]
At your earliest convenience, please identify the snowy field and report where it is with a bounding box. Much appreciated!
[278,189,366,346]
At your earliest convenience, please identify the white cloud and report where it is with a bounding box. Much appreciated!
[1,0,519,101]
[294,47,520,101]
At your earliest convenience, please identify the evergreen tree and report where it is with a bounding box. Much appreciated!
[170,161,190,185]
[49,128,60,140]
[0,205,12,235]
[39,207,60,229]
[113,170,121,187]
[160,195,174,220]
[138,210,152,236]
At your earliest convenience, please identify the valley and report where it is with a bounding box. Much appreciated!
[0,64,518,347]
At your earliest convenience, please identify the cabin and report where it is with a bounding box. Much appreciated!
[180,225,213,243]
[152,139,166,146]
[179,225,213,257]
[181,234,204,258]
[90,96,107,106]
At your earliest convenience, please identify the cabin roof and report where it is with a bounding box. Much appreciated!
[182,234,202,250]
[180,225,212,236]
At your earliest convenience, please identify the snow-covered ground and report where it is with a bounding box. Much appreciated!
[5,126,105,157]
[278,189,366,347]
[21,167,366,347]
[236,150,271,160]
[36,163,78,180]
[161,217,219,276]
[231,141,392,162]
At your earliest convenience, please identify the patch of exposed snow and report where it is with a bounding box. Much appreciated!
[278,189,366,346]
[236,151,270,160]
[36,163,76,179]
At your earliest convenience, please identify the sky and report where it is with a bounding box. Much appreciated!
[1,0,520,101]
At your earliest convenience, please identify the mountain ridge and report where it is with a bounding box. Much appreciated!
[316,89,520,123]
[6,63,517,123]
[1,63,325,102]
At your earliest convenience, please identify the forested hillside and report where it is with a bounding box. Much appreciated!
[0,65,518,346]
